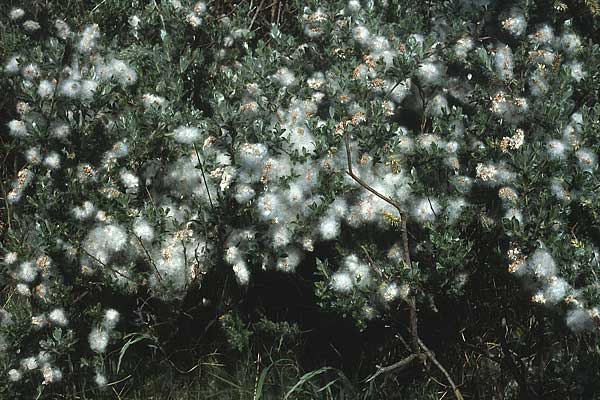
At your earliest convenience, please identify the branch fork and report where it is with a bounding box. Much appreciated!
[344,131,463,400]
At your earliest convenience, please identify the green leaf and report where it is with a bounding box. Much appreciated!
[179,47,193,74]
[255,360,284,400]
[117,333,152,374]
[284,367,333,399]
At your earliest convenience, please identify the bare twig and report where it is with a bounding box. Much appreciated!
[343,131,404,215]
[0,181,12,231]
[90,0,107,14]
[344,133,463,399]
[343,130,419,352]
[107,374,132,387]
[277,1,283,24]
[395,333,412,353]
[366,353,419,382]
[248,0,266,31]
[360,245,384,279]
[134,234,162,281]
[418,338,465,400]
[401,214,419,352]
[192,143,214,209]
[79,247,139,284]
[270,0,278,22]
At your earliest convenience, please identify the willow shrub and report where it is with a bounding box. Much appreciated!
[1,0,600,398]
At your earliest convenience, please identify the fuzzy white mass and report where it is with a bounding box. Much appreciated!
[233,262,250,285]
[55,19,71,39]
[95,372,108,387]
[173,126,201,144]
[20,66,40,82]
[41,364,63,385]
[82,223,128,266]
[560,32,581,55]
[271,225,292,249]
[567,61,586,82]
[58,79,81,98]
[257,192,283,221]
[50,123,71,139]
[426,94,448,116]
[8,120,28,138]
[21,356,38,370]
[546,139,567,159]
[18,261,38,282]
[417,62,442,85]
[9,8,25,20]
[275,248,302,273]
[234,184,256,204]
[528,249,556,278]
[25,147,41,164]
[103,309,120,330]
[566,309,592,332]
[96,58,138,86]
[529,24,554,45]
[4,252,18,265]
[504,208,523,224]
[379,282,402,302]
[344,255,371,288]
[133,218,154,242]
[48,309,68,326]
[319,216,340,240]
[454,37,475,60]
[142,93,166,109]
[4,56,20,75]
[72,201,96,220]
[89,328,109,353]
[446,198,468,223]
[412,197,440,223]
[80,80,98,100]
[331,271,353,293]
[44,152,61,170]
[7,369,22,382]
[79,24,100,53]
[16,283,31,296]
[495,44,514,80]
[238,143,268,170]
[575,148,597,172]
[543,277,569,304]
[272,67,296,87]
[352,25,370,45]
[120,170,140,193]
[501,9,526,37]
[23,20,41,32]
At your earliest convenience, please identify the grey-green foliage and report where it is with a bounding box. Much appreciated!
[1,0,600,398]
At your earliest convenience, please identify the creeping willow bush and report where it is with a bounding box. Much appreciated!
[1,0,599,397]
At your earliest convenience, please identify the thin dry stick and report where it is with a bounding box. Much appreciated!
[248,0,266,31]
[343,130,419,352]
[277,1,283,24]
[79,247,139,284]
[107,374,132,387]
[133,234,163,281]
[343,131,404,214]
[193,144,214,209]
[360,245,384,280]
[270,0,278,22]
[396,333,413,353]
[401,214,419,352]
[344,132,464,400]
[366,353,419,382]
[1,181,12,230]
[418,338,464,400]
